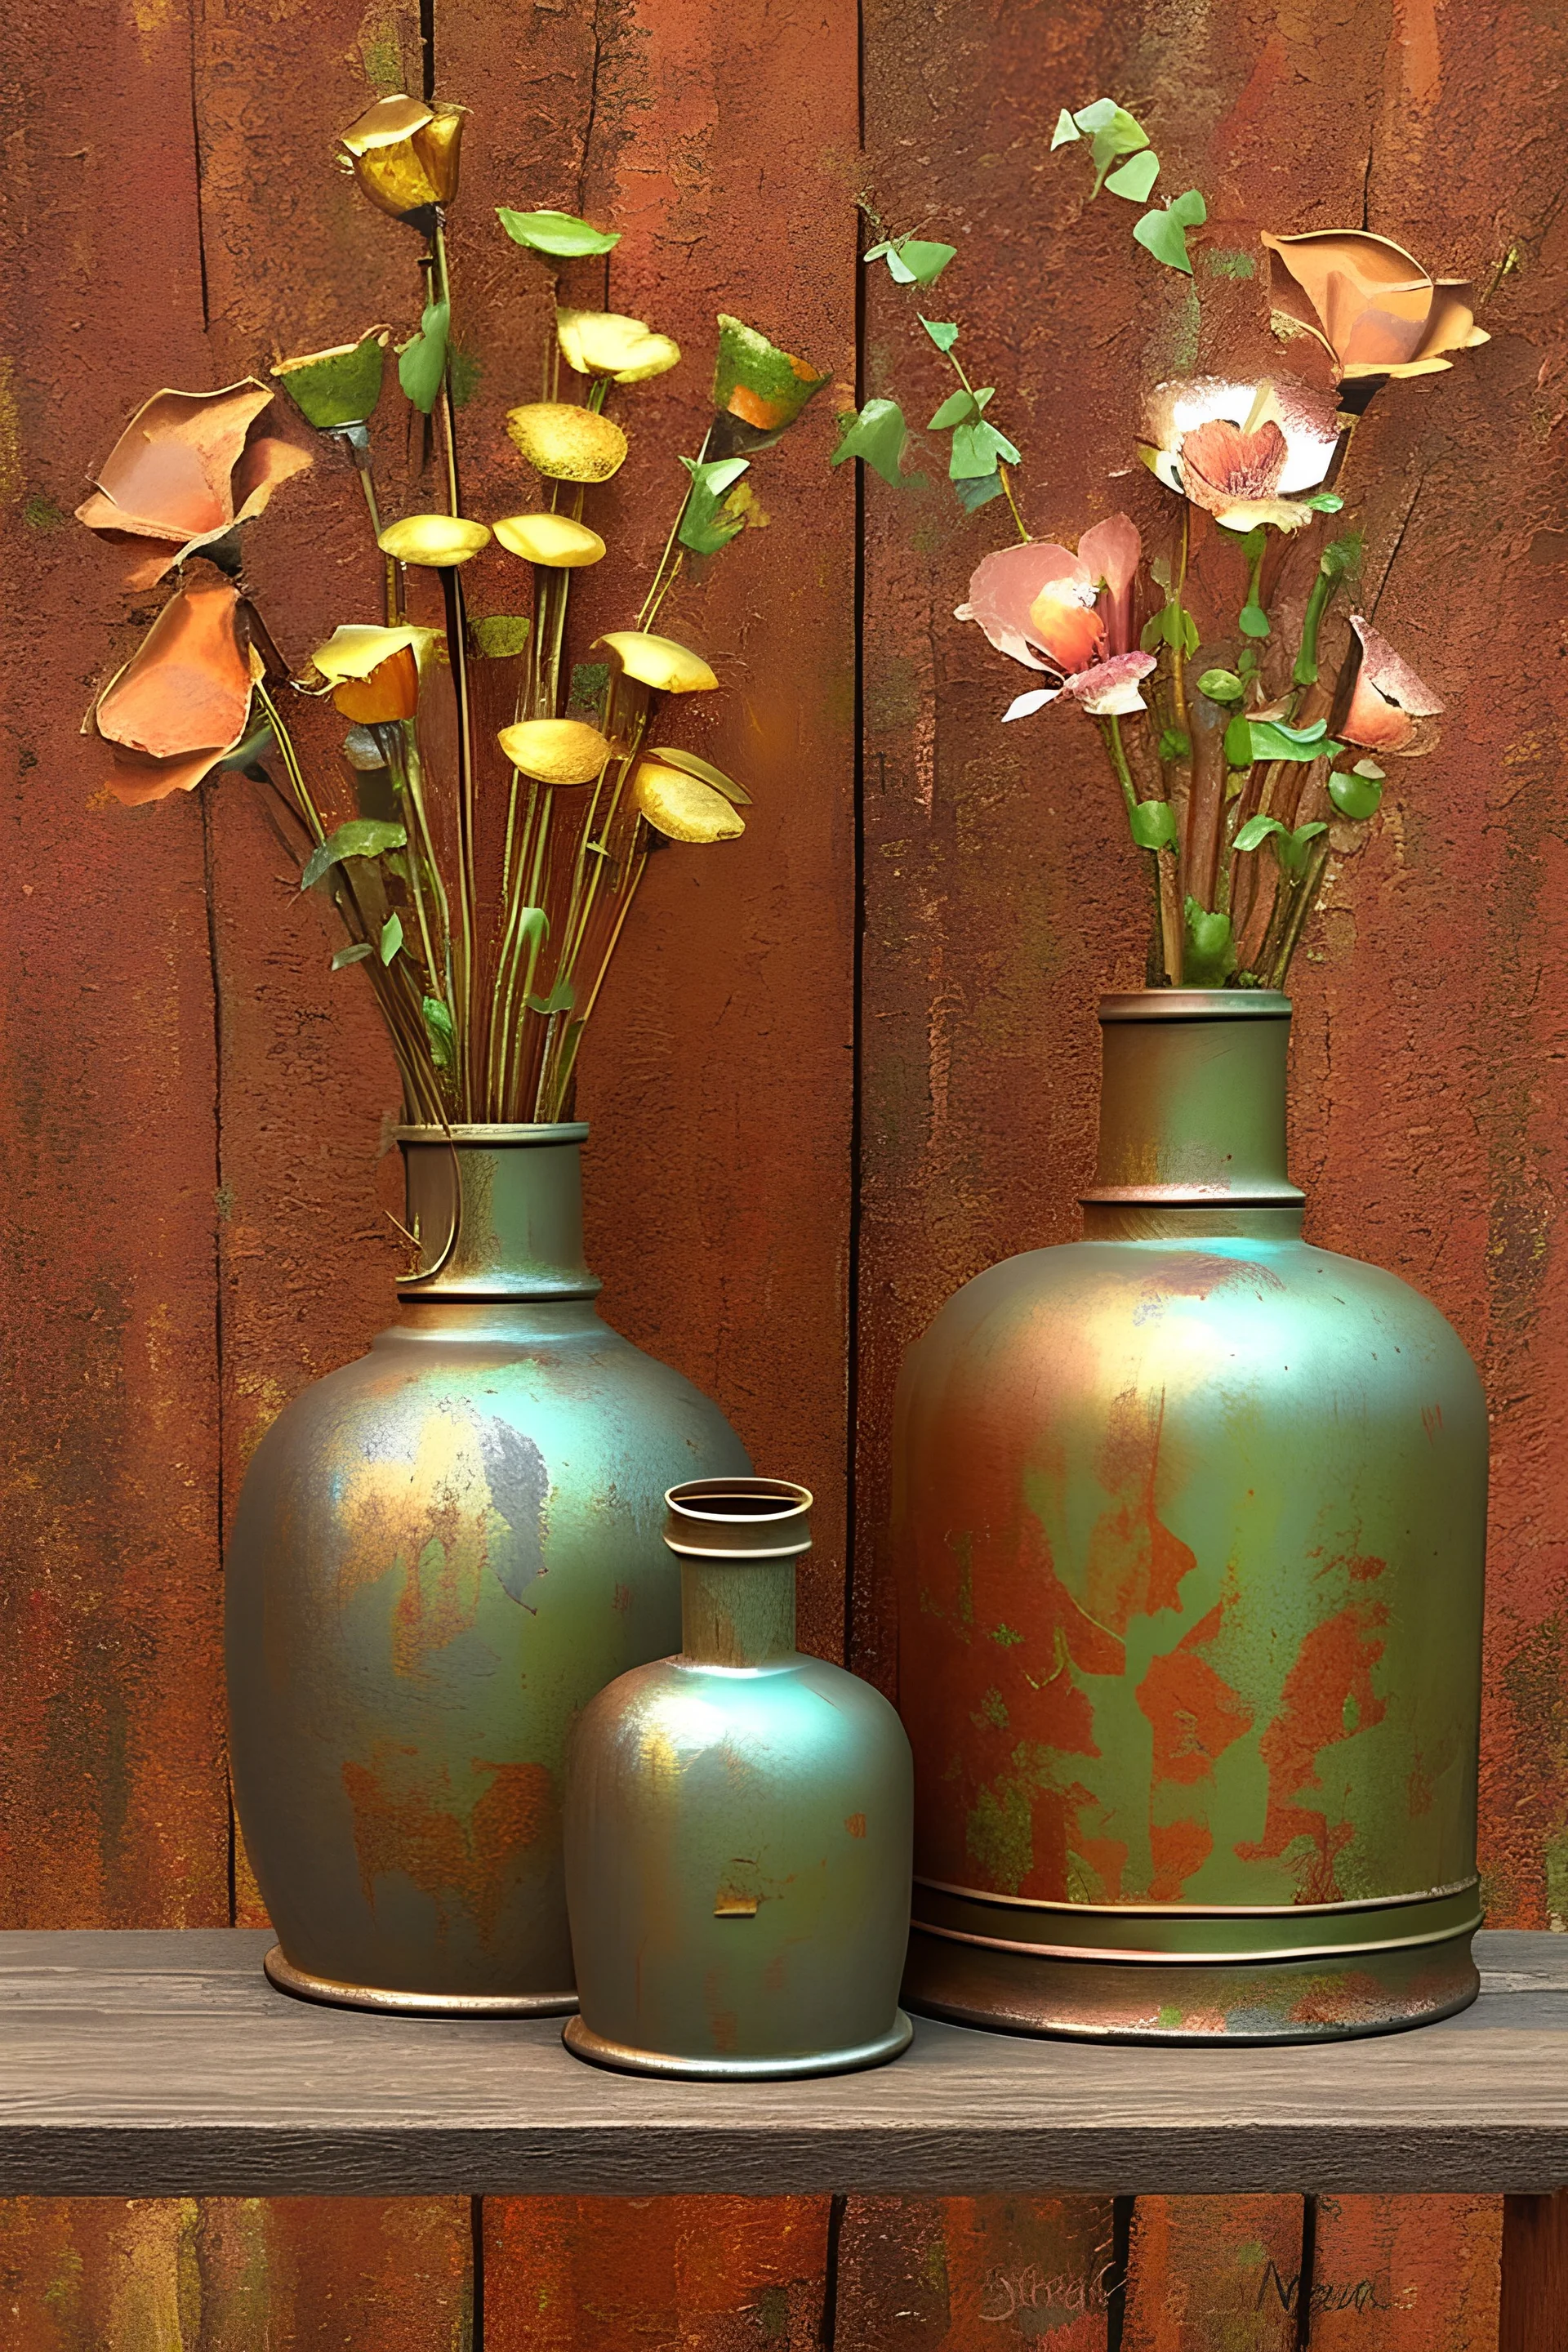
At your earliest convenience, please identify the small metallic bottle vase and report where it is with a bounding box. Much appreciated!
[893,991,1488,2043]
[225,1124,750,2015]
[564,1477,914,2078]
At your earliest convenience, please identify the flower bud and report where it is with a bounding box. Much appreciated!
[506,403,628,483]
[497,719,613,785]
[339,95,466,220]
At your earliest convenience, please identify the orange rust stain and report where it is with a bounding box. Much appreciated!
[1236,1601,1390,1901]
[1214,29,1291,156]
[1138,1626,1255,1788]
[1087,1391,1197,1636]
[341,1742,554,1942]
[844,1811,866,1837]
[1150,1814,1214,1898]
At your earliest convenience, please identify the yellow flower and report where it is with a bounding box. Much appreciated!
[497,719,613,785]
[338,95,466,220]
[633,761,745,842]
[377,514,491,567]
[493,513,606,568]
[555,309,680,385]
[598,631,718,693]
[506,403,628,483]
[310,624,438,721]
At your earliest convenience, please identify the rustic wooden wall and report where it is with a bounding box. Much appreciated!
[2,0,1564,2337]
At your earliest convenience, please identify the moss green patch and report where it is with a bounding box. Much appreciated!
[448,345,481,411]
[755,2283,791,2338]
[990,1622,1023,1646]
[973,1685,1009,1730]
[24,494,65,530]
[1205,248,1256,278]
[967,1779,1032,1893]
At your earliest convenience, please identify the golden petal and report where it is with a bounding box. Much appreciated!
[377,514,492,567]
[310,623,438,682]
[339,93,434,154]
[633,761,745,843]
[598,630,718,693]
[505,402,629,483]
[492,512,607,568]
[497,718,612,785]
[556,308,681,383]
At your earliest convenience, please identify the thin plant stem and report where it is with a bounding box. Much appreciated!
[382,726,443,996]
[430,220,461,520]
[439,564,479,1117]
[638,423,710,630]
[399,722,454,1000]
[1105,714,1181,983]
[1269,840,1330,987]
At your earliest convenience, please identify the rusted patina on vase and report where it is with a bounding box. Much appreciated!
[564,1477,913,2077]
[225,1124,751,2014]
[893,991,1487,2041]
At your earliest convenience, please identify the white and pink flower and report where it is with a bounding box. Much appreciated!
[1139,376,1343,533]
[956,514,1156,719]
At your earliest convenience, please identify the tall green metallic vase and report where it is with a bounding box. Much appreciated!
[225,1124,751,2014]
[893,991,1487,2042]
[564,1477,914,2078]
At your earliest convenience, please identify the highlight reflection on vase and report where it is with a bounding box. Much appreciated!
[225,1122,751,2013]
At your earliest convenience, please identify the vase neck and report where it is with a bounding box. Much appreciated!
[665,1477,811,1669]
[396,1124,602,1302]
[1080,991,1304,1233]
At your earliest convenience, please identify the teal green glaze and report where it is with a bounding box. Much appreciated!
[893,994,1488,2039]
[564,1478,913,2078]
[225,1126,750,2013]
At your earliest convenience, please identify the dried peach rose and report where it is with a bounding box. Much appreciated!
[76,381,311,588]
[91,573,256,804]
[1261,230,1488,383]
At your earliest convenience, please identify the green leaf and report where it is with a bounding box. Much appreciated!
[1239,602,1272,640]
[1330,768,1383,820]
[527,975,577,1016]
[1140,599,1200,658]
[331,941,373,969]
[1183,900,1236,986]
[398,296,450,416]
[1198,668,1245,704]
[1234,815,1328,874]
[1157,727,1191,760]
[884,238,957,285]
[954,468,1006,512]
[676,455,751,555]
[713,315,830,441]
[950,418,1021,479]
[218,719,274,771]
[1071,99,1121,131]
[1320,529,1363,581]
[649,745,752,806]
[301,818,408,893]
[379,911,403,964]
[1248,719,1343,763]
[831,397,909,488]
[928,387,978,431]
[422,996,455,1068]
[1134,189,1207,274]
[1106,149,1160,203]
[920,317,960,353]
[470,615,532,660]
[274,330,387,432]
[1224,714,1255,768]
[1129,799,1178,850]
[497,206,620,257]
[1304,491,1345,512]
[1050,107,1080,148]
[1234,814,1282,853]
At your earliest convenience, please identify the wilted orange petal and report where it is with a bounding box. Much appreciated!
[232,434,313,522]
[332,647,420,723]
[91,382,274,536]
[105,743,237,805]
[97,576,252,760]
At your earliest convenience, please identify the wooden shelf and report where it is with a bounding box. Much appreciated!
[2,1927,1565,2199]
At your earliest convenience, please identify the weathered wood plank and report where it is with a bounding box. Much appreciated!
[832,2196,1113,2347]
[1122,2196,1303,2352]
[1311,2194,1500,2347]
[483,2194,831,2348]
[1501,2194,1568,2352]
[0,2196,474,2350]
[0,1930,1561,2199]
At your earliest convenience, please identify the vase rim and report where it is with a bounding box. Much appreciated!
[665,1477,813,1560]
[1099,990,1291,1022]
[396,1121,590,1145]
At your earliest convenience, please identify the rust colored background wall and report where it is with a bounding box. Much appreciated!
[1,0,1564,2338]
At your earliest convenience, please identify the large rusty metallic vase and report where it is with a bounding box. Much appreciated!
[893,991,1487,2042]
[225,1124,751,2014]
[563,1477,914,2078]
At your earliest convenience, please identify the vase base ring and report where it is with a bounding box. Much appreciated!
[562,2010,914,2079]
[264,1946,578,2017]
[902,1927,1480,2043]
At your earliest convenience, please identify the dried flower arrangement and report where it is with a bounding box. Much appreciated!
[78,96,826,1122]
[835,98,1489,988]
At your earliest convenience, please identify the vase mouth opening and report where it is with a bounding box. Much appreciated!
[664,1477,813,1560]
[396,1121,590,1145]
[1098,990,1291,1023]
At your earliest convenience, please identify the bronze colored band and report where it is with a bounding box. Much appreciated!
[663,1477,813,1560]
[1098,991,1292,1022]
[911,1879,1483,1965]
[265,1946,577,2017]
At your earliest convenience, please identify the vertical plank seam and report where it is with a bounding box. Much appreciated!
[1294,2193,1316,2348]
[186,0,211,331]
[201,784,235,1929]
[470,2194,485,2349]
[1105,2193,1134,2351]
[819,2191,846,2347]
[842,0,869,1672]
